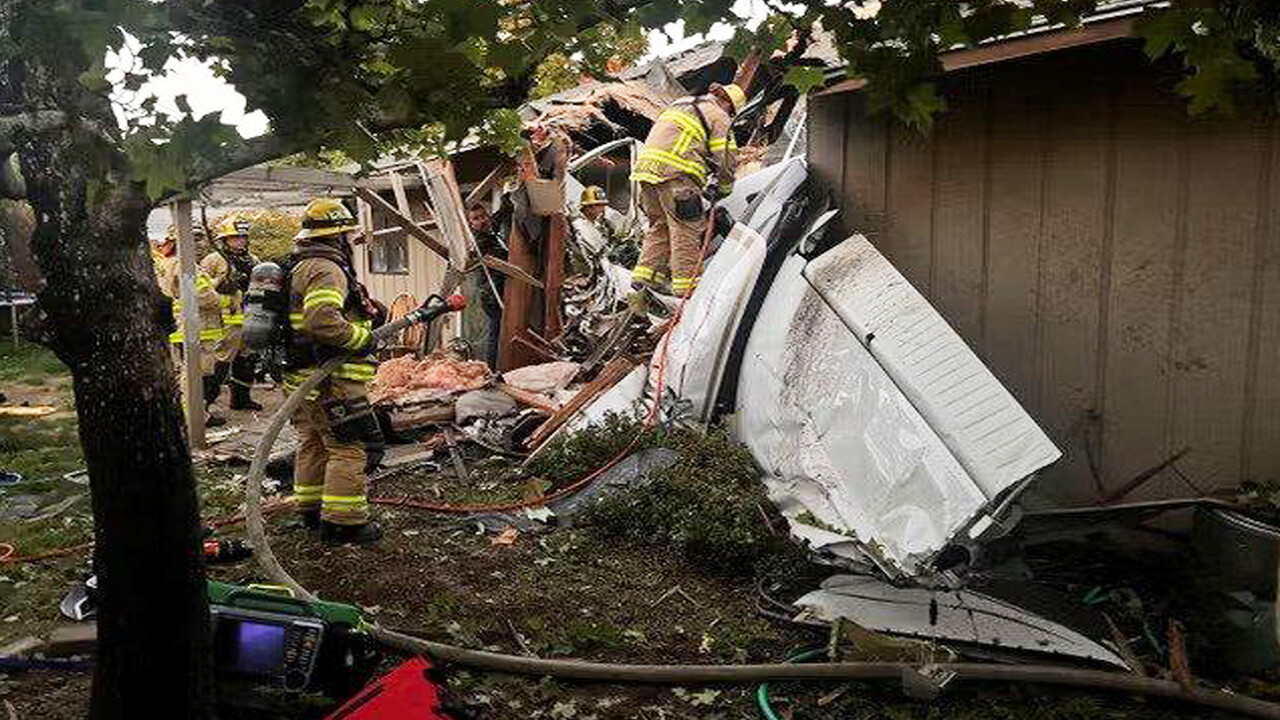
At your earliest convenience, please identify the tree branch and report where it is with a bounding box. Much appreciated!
[0,111,68,154]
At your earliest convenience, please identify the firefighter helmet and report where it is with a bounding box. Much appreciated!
[295,198,360,240]
[711,83,747,114]
[580,186,608,207]
[213,213,253,241]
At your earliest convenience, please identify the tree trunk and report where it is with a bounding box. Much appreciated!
[10,78,214,720]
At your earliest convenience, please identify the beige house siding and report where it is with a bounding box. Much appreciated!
[808,40,1280,504]
[354,188,459,342]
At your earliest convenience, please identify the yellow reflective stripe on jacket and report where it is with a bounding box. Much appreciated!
[167,328,227,342]
[194,276,214,292]
[223,314,244,326]
[343,323,370,350]
[660,109,707,143]
[293,484,322,500]
[630,171,667,185]
[708,137,737,152]
[634,149,707,182]
[303,288,345,311]
[332,362,376,382]
[289,313,305,330]
[659,109,706,155]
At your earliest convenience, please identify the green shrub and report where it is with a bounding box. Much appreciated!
[578,420,785,575]
[526,411,660,486]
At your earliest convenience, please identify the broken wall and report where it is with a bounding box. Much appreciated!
[807,40,1280,505]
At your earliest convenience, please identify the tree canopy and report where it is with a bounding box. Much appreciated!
[4,0,1279,204]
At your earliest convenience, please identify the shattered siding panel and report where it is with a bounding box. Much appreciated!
[805,236,1062,500]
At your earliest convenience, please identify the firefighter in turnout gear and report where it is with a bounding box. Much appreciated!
[202,213,263,411]
[152,228,229,427]
[630,82,744,297]
[286,197,385,544]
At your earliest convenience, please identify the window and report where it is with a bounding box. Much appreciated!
[368,235,409,275]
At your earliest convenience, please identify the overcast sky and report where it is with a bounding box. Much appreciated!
[109,0,772,139]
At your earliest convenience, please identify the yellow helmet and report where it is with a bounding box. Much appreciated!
[712,83,747,114]
[213,213,252,241]
[295,197,359,240]
[580,185,608,207]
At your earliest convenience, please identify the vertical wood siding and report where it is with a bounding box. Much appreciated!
[353,188,456,341]
[809,41,1280,503]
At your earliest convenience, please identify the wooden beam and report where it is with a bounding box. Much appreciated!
[372,219,438,240]
[170,200,205,449]
[464,162,512,208]
[524,356,636,449]
[419,159,476,347]
[495,383,559,414]
[544,213,566,338]
[733,48,763,95]
[482,255,544,290]
[418,160,471,282]
[353,186,450,260]
[224,165,358,189]
[356,197,373,245]
[389,170,413,218]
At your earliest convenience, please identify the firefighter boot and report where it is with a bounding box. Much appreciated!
[321,520,383,545]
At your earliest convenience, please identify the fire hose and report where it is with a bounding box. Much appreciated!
[241,289,1280,720]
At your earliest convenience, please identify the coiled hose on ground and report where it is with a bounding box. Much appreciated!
[242,299,1280,720]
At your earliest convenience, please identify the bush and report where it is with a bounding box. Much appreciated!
[525,411,660,485]
[576,420,786,575]
[247,209,299,262]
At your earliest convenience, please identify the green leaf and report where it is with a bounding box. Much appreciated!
[350,5,383,32]
[477,108,525,157]
[902,82,947,129]
[783,66,827,95]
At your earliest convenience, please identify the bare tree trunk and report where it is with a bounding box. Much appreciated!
[3,13,214,715]
[22,150,214,720]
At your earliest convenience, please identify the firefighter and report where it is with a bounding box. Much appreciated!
[202,213,263,411]
[152,228,228,427]
[629,82,744,298]
[285,197,385,544]
[579,185,626,243]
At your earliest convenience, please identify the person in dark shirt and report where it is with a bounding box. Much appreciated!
[467,204,505,366]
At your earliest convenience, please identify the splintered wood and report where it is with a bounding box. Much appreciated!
[524,356,637,450]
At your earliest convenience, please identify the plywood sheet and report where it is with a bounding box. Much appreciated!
[1172,118,1265,489]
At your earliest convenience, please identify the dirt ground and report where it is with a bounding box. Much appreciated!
[1,483,1247,720]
